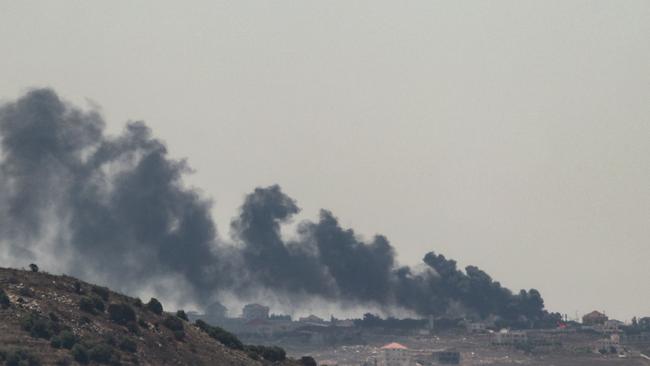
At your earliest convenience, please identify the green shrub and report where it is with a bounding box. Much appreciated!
[118,338,137,353]
[73,282,84,294]
[176,310,188,321]
[0,288,10,309]
[29,319,53,339]
[91,296,105,312]
[133,298,143,308]
[195,319,243,350]
[50,337,62,348]
[162,316,184,332]
[102,334,117,347]
[245,345,286,362]
[88,343,115,364]
[55,357,72,366]
[21,313,56,339]
[108,303,136,325]
[163,315,184,341]
[0,348,41,366]
[263,346,286,362]
[79,297,96,314]
[146,298,163,315]
[29,263,39,273]
[173,330,185,341]
[91,286,110,302]
[59,330,78,349]
[79,296,105,314]
[71,344,89,364]
[127,321,140,334]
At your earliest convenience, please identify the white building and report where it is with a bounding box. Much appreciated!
[379,342,411,366]
[591,319,624,334]
[492,330,528,345]
[595,334,623,354]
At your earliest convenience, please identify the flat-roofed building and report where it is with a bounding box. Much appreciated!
[379,342,411,366]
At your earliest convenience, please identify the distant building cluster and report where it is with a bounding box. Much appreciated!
[186,303,650,365]
[363,342,460,366]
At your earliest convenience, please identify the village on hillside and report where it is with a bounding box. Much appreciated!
[189,304,650,365]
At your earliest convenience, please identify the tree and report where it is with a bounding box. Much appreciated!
[0,288,10,309]
[162,316,184,332]
[91,286,109,301]
[176,310,189,321]
[89,343,115,363]
[146,298,163,315]
[195,319,244,350]
[72,344,89,364]
[108,303,136,325]
[300,356,317,366]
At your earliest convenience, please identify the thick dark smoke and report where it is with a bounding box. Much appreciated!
[232,186,549,322]
[231,186,332,295]
[0,89,221,302]
[0,89,552,322]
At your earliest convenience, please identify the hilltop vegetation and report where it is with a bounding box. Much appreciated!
[0,267,303,366]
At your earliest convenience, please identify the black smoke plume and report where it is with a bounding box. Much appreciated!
[0,89,221,302]
[0,89,553,323]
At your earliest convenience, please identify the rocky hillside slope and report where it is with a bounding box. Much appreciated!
[0,267,304,366]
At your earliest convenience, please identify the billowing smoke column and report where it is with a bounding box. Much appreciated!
[0,89,221,302]
[0,89,550,322]
[232,187,548,322]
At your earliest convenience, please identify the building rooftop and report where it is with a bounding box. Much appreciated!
[381,342,408,350]
[584,310,606,318]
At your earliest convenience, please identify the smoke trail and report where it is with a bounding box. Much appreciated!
[0,89,552,323]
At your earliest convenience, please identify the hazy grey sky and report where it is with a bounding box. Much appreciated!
[0,1,648,320]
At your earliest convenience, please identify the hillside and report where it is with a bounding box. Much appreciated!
[0,267,303,366]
